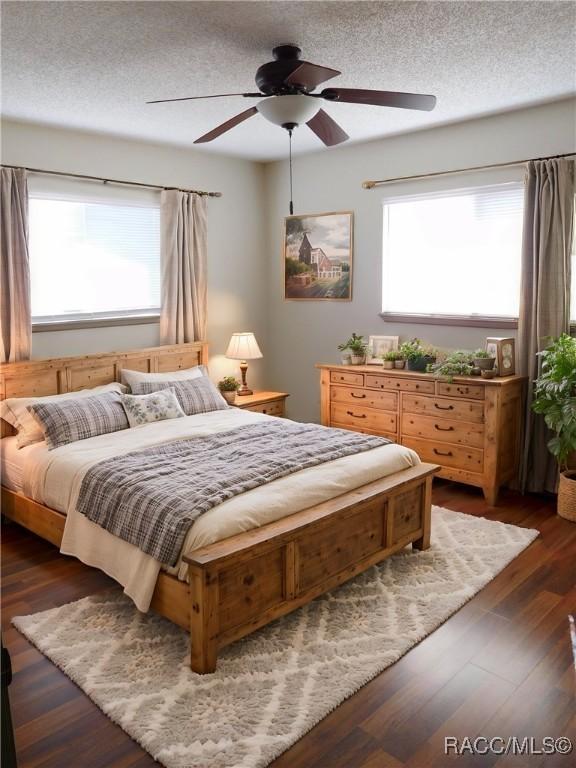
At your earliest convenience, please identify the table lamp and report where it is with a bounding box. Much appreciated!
[225,332,263,396]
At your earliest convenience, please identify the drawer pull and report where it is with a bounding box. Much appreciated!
[346,410,366,419]
[351,393,366,399]
[434,403,454,411]
[434,423,454,432]
[434,448,453,457]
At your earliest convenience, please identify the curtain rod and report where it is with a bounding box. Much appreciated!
[1,164,222,198]
[362,152,576,189]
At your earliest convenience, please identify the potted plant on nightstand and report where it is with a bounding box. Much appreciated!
[400,339,437,372]
[218,376,240,405]
[532,333,576,521]
[347,333,368,365]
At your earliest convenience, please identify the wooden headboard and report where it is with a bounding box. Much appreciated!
[0,342,208,437]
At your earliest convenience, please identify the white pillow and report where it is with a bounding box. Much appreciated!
[120,364,207,391]
[120,388,185,428]
[0,382,128,448]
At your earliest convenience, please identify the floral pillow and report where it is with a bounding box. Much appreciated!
[119,388,185,428]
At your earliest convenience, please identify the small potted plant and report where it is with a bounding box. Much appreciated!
[218,376,240,405]
[394,353,406,369]
[399,339,437,372]
[532,333,576,521]
[337,340,352,365]
[347,333,368,365]
[473,348,496,371]
[429,350,474,382]
[382,350,398,369]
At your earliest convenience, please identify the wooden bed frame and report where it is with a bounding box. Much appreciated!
[1,343,438,673]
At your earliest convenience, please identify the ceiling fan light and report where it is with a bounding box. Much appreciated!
[257,94,320,127]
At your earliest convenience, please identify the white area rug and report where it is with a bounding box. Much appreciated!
[13,507,537,768]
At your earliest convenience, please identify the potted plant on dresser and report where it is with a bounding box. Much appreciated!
[347,333,368,365]
[532,333,576,521]
[382,350,401,369]
[399,338,437,372]
[218,376,240,405]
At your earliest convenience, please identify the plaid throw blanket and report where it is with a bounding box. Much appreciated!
[77,421,391,566]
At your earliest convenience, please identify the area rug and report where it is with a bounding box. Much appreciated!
[13,507,537,768]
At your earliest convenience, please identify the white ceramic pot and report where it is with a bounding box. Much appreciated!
[221,391,237,405]
[382,360,394,369]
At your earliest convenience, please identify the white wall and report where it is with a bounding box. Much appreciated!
[263,99,576,421]
[1,120,268,388]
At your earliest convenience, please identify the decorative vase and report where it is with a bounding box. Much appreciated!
[394,360,406,369]
[350,354,366,365]
[473,357,496,371]
[221,391,237,405]
[382,360,394,369]
[557,470,576,522]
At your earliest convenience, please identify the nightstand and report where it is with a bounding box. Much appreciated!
[234,391,289,417]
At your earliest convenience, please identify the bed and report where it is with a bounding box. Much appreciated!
[1,343,438,673]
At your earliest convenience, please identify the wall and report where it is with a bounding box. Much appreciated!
[1,120,268,387]
[263,98,576,422]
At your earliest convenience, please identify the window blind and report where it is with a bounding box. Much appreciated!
[28,175,161,324]
[382,182,525,320]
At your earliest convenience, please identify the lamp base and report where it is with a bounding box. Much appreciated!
[237,361,252,396]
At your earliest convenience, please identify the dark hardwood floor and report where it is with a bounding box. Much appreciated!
[2,481,575,767]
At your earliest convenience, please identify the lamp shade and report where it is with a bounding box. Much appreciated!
[225,332,263,360]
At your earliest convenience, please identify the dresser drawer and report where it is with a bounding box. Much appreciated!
[401,413,485,449]
[243,399,284,416]
[330,386,398,411]
[330,371,364,386]
[436,382,485,400]
[331,403,397,433]
[332,422,397,441]
[366,374,435,394]
[402,394,484,423]
[402,436,484,473]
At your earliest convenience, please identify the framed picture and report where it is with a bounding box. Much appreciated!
[367,335,399,363]
[486,337,516,376]
[283,211,353,300]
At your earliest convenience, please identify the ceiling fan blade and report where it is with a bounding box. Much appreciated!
[193,106,258,144]
[284,61,341,90]
[307,109,349,146]
[320,88,436,111]
[147,92,262,104]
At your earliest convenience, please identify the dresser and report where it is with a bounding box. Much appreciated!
[317,364,525,505]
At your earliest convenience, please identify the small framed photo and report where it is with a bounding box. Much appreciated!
[486,337,516,376]
[367,335,399,364]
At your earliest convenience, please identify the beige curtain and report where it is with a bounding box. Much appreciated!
[160,189,207,344]
[1,167,31,362]
[518,158,575,493]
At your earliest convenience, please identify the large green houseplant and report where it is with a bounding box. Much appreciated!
[532,333,576,521]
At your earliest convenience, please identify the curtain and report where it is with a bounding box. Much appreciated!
[160,189,207,345]
[1,168,31,363]
[518,158,575,493]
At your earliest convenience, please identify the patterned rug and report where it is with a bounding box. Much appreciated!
[13,507,538,768]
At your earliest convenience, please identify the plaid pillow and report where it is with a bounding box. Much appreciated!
[130,376,229,416]
[28,392,129,450]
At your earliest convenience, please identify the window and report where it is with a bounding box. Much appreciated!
[29,176,160,326]
[381,182,525,325]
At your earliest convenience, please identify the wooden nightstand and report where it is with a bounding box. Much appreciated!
[234,391,289,417]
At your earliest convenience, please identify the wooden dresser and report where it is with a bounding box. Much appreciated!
[317,364,525,504]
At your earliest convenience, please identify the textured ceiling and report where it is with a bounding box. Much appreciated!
[1,1,575,161]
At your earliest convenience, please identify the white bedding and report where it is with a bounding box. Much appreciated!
[13,409,420,611]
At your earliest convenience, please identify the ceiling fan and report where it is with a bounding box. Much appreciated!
[147,44,437,147]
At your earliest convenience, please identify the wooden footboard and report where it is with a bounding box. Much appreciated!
[183,462,437,673]
[2,462,438,675]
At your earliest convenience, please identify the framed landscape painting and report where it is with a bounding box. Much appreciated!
[283,211,353,300]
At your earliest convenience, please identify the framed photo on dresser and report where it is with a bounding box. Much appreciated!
[283,211,353,301]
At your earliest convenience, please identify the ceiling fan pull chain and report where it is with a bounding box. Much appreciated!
[288,128,294,215]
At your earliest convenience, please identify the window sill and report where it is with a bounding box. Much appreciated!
[32,314,160,333]
[379,312,519,329]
